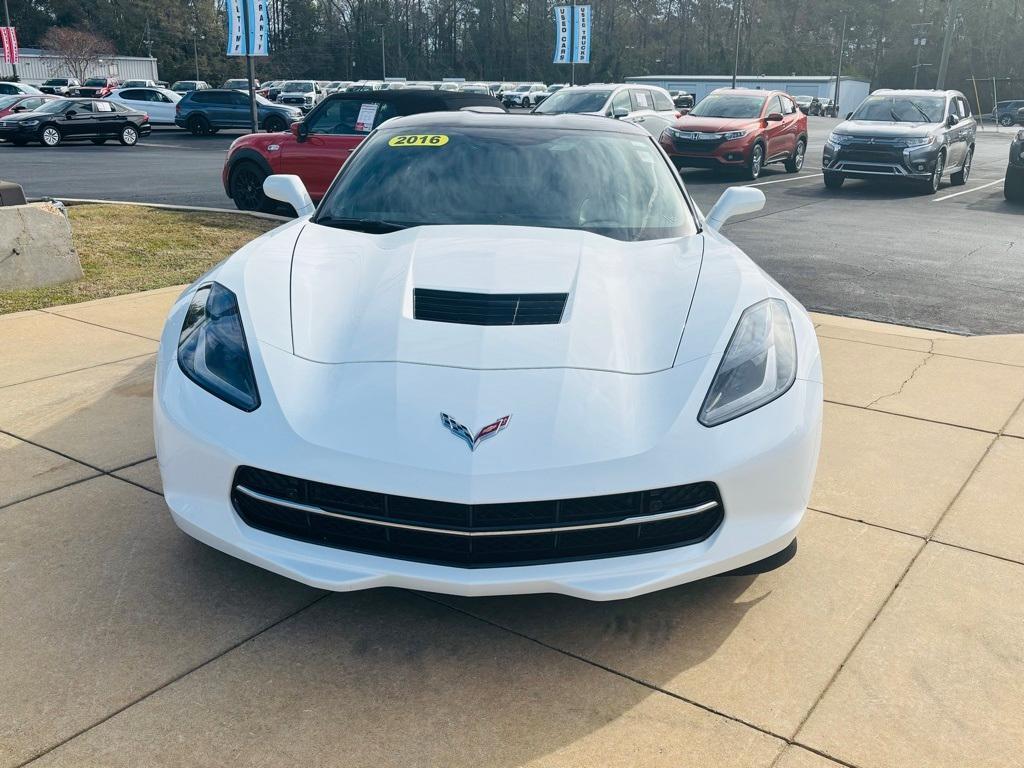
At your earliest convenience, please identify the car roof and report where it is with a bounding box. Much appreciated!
[871,88,962,97]
[325,89,503,109]
[710,87,779,97]
[378,110,650,136]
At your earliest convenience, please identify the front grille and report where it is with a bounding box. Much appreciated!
[414,288,568,326]
[231,466,725,567]
[841,145,905,164]
[670,136,724,152]
[281,97,306,104]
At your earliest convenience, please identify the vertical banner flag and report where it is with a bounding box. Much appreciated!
[227,0,269,56]
[553,6,571,64]
[0,27,19,64]
[573,5,591,64]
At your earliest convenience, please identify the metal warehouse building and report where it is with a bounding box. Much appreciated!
[626,75,871,117]
[0,48,159,85]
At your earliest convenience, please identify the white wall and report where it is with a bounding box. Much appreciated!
[0,54,159,85]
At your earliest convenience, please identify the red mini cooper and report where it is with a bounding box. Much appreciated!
[660,88,808,180]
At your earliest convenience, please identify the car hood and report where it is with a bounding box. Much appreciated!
[833,120,938,138]
[0,111,48,123]
[673,116,760,132]
[283,224,704,374]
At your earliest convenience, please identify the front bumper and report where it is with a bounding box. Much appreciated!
[823,140,940,179]
[659,132,753,168]
[0,123,34,141]
[155,304,822,600]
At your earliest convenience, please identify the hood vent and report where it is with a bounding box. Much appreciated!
[414,288,568,326]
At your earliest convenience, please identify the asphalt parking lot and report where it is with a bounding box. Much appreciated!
[1,117,1022,333]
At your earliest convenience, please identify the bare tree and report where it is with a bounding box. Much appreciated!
[40,27,114,81]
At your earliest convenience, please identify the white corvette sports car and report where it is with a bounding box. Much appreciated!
[155,112,822,600]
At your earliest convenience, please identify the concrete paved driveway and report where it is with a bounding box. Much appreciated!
[2,289,1023,768]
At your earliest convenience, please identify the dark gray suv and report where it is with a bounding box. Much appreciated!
[174,89,302,135]
[822,89,977,194]
[993,100,1024,127]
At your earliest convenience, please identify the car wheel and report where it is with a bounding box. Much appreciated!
[745,143,764,180]
[188,115,210,136]
[264,115,286,133]
[521,97,530,109]
[784,138,806,173]
[90,138,108,145]
[999,114,1014,127]
[925,151,945,194]
[1005,170,1024,203]
[950,147,973,186]
[119,125,139,146]
[823,170,845,190]
[40,125,62,147]
[229,161,273,212]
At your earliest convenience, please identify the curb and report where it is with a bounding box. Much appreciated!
[26,197,292,222]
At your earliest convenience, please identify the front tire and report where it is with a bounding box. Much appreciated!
[1005,170,1024,203]
[229,161,273,212]
[119,125,139,146]
[521,97,530,109]
[950,147,973,186]
[40,125,62,147]
[744,143,764,180]
[999,114,1014,127]
[924,151,945,194]
[823,170,845,189]
[784,138,806,173]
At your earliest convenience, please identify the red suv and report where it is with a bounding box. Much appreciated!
[223,89,504,212]
[659,88,807,180]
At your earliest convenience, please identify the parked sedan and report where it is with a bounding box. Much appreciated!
[0,93,60,119]
[0,97,150,146]
[107,87,181,125]
[0,81,44,97]
[534,83,680,138]
[161,111,822,600]
[1005,129,1024,203]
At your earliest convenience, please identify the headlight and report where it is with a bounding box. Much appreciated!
[177,282,260,412]
[904,136,936,147]
[827,132,853,145]
[23,119,39,126]
[722,130,748,140]
[698,299,797,427]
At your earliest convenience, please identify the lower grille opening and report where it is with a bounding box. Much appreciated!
[231,466,725,568]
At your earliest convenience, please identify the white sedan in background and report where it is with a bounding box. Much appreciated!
[106,87,181,125]
[534,82,681,137]
[155,112,822,601]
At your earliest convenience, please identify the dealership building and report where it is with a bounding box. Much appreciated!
[625,75,872,116]
[0,48,159,85]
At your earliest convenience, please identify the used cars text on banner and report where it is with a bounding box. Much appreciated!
[0,27,19,64]
[226,0,269,57]
[552,7,571,64]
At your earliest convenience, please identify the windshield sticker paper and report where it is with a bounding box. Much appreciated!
[355,102,379,132]
[388,135,450,147]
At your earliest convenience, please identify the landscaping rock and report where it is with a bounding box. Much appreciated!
[0,202,82,291]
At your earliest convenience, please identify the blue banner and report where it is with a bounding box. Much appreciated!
[553,6,571,64]
[573,5,591,64]
[227,0,269,57]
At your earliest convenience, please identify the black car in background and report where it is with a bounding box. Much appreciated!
[0,97,151,147]
[174,88,303,134]
[992,99,1024,127]
[1005,129,1024,203]
[823,89,977,193]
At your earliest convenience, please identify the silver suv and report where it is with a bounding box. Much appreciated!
[533,83,680,137]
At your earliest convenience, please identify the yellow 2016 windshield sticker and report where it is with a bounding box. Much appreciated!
[388,134,450,147]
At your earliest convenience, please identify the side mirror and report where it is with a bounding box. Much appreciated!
[65,109,77,117]
[263,174,315,217]
[291,121,308,141]
[11,105,24,112]
[612,106,629,119]
[705,186,766,231]
[765,112,783,122]
[947,114,959,127]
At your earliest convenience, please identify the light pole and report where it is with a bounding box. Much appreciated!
[2,0,17,81]
[935,0,957,88]
[731,0,742,89]
[833,12,848,116]
[380,24,386,80]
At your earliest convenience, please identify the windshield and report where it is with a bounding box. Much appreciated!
[689,94,766,119]
[535,89,611,114]
[43,79,66,86]
[84,78,107,87]
[315,126,696,241]
[224,80,248,88]
[283,81,314,91]
[514,85,533,92]
[851,95,946,123]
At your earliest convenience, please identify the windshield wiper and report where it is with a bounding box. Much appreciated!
[909,101,932,122]
[315,216,412,233]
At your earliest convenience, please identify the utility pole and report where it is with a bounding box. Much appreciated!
[143,18,154,58]
[936,0,958,88]
[731,0,742,89]
[911,22,932,88]
[241,0,258,133]
[834,12,847,115]
[380,24,386,79]
[2,0,18,81]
